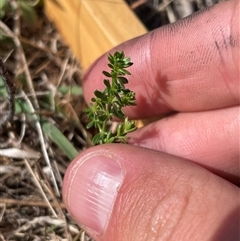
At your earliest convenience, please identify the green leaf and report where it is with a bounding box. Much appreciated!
[108,63,114,69]
[42,121,78,160]
[125,62,133,68]
[106,136,115,143]
[94,90,108,102]
[18,0,38,28]
[58,85,82,96]
[91,97,96,102]
[0,0,7,9]
[25,0,42,7]
[108,54,114,64]
[118,77,128,84]
[0,9,5,19]
[86,120,94,129]
[123,57,131,63]
[98,114,108,121]
[112,104,124,119]
[115,51,124,59]
[0,0,7,19]
[120,69,131,75]
[114,92,122,105]
[103,79,111,89]
[117,123,123,136]
[102,71,111,77]
[92,133,102,145]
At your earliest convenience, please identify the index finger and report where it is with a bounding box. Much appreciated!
[83,0,239,119]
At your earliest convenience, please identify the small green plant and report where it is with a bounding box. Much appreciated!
[84,51,137,145]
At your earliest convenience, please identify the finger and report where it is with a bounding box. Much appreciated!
[83,0,239,119]
[63,144,239,241]
[129,106,240,185]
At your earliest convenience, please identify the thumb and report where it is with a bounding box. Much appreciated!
[62,144,239,241]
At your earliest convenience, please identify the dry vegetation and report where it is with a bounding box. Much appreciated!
[0,0,221,240]
[0,1,93,240]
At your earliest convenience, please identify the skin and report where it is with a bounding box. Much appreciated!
[63,0,240,240]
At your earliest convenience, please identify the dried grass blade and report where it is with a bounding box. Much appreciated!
[0,148,40,159]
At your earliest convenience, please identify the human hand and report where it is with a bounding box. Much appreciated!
[62,0,239,240]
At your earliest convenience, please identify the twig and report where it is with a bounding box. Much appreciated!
[49,54,70,113]
[56,55,70,89]
[130,0,147,9]
[159,0,176,23]
[0,203,6,222]
[0,148,40,159]
[13,216,65,234]
[12,216,80,236]
[0,198,65,208]
[19,36,55,55]
[24,158,58,217]
[12,113,26,146]
[157,0,174,11]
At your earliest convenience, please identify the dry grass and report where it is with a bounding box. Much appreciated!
[128,0,223,30]
[0,1,93,240]
[0,0,221,240]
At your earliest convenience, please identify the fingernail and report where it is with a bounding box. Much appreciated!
[65,154,124,234]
